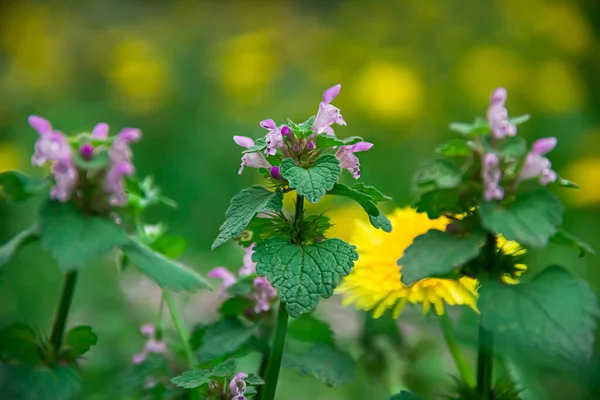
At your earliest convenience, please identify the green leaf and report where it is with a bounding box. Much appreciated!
[198,317,256,361]
[121,237,210,292]
[39,201,129,271]
[254,237,358,318]
[390,391,421,400]
[241,137,267,154]
[556,176,579,189]
[226,277,255,296]
[352,183,392,202]
[171,369,212,389]
[315,135,363,149]
[0,323,40,363]
[212,186,284,250]
[479,265,598,361]
[64,325,98,356]
[280,155,341,203]
[0,223,39,269]
[151,236,187,259]
[219,297,254,317]
[0,364,81,400]
[399,229,486,284]
[369,213,392,233]
[415,188,465,219]
[297,116,316,133]
[244,374,265,385]
[498,136,527,160]
[288,117,316,138]
[550,229,595,257]
[435,139,472,156]
[327,183,379,217]
[287,314,335,345]
[211,359,238,377]
[479,190,564,248]
[414,159,462,190]
[449,117,489,136]
[0,171,48,203]
[282,342,355,387]
[125,175,178,210]
[509,114,530,125]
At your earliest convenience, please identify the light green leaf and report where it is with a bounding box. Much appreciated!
[64,325,98,356]
[151,236,187,259]
[435,139,472,156]
[0,364,81,400]
[39,201,129,271]
[449,117,489,136]
[121,237,210,292]
[0,223,39,269]
[414,159,462,190]
[556,176,579,189]
[479,190,564,248]
[369,213,392,233]
[0,171,48,203]
[550,229,595,257]
[241,137,267,154]
[479,265,598,361]
[498,136,527,160]
[288,117,316,138]
[212,186,284,250]
[399,229,486,284]
[282,342,356,387]
[509,114,530,125]
[280,155,341,203]
[327,183,379,217]
[211,359,238,377]
[253,237,358,318]
[245,374,265,386]
[198,317,256,361]
[287,314,335,345]
[352,183,392,202]
[390,391,421,400]
[315,135,363,149]
[171,369,212,389]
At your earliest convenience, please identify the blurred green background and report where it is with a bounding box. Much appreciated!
[1,0,600,399]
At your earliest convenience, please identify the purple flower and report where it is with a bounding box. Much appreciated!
[208,266,238,299]
[92,122,109,139]
[105,161,134,206]
[252,277,277,313]
[335,141,373,179]
[260,119,284,156]
[487,87,516,139]
[230,372,249,400]
[106,128,140,206]
[481,153,504,201]
[313,84,347,135]
[79,143,94,159]
[109,128,141,164]
[132,324,167,364]
[518,137,558,185]
[234,136,272,174]
[281,125,292,137]
[239,244,257,276]
[269,166,283,180]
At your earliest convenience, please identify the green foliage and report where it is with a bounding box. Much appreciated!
[315,135,364,149]
[226,277,254,296]
[0,364,81,400]
[241,137,267,154]
[327,183,379,216]
[0,323,40,364]
[0,223,39,269]
[219,297,254,317]
[151,235,188,259]
[197,317,256,362]
[171,358,264,392]
[369,213,393,233]
[212,185,284,250]
[414,159,463,190]
[479,265,598,361]
[550,229,595,257]
[63,325,98,357]
[479,190,564,248]
[71,150,110,170]
[211,358,238,377]
[399,229,486,284]
[0,170,48,203]
[287,313,335,345]
[390,391,421,400]
[497,136,527,160]
[171,369,212,389]
[415,187,472,219]
[288,116,316,138]
[435,139,472,157]
[556,176,579,189]
[253,237,358,318]
[448,114,529,137]
[39,201,129,271]
[282,341,356,387]
[245,374,266,385]
[126,176,177,210]
[280,155,341,203]
[351,183,392,202]
[121,237,210,291]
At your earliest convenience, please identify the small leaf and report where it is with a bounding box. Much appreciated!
[414,159,462,190]
[244,374,265,386]
[435,139,472,156]
[327,183,379,217]
[509,114,530,125]
[479,265,598,361]
[0,223,39,269]
[151,236,187,259]
[415,188,467,219]
[0,364,81,400]
[449,117,489,136]
[390,391,421,400]
[211,359,237,377]
[241,137,267,154]
[0,323,40,363]
[171,369,212,389]
[64,325,98,356]
[498,136,527,160]
[399,229,486,284]
[198,317,256,362]
[550,229,595,257]
[556,176,579,189]
[315,135,363,149]
[121,237,210,292]
[352,183,392,202]
[280,155,341,203]
[479,190,564,248]
[212,186,284,250]
[289,117,316,138]
[39,201,129,271]
[219,297,254,317]
[0,171,48,203]
[282,342,355,387]
[287,314,334,345]
[297,116,316,133]
[254,237,358,318]
[368,213,392,233]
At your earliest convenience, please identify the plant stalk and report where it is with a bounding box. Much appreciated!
[439,313,475,388]
[163,291,197,369]
[50,271,78,356]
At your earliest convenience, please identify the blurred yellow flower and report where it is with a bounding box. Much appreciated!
[0,143,25,172]
[534,3,592,56]
[527,60,585,113]
[563,157,600,206]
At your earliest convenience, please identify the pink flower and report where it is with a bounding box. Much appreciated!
[106,128,141,206]
[132,324,167,364]
[260,119,284,156]
[252,277,277,313]
[518,137,558,185]
[230,372,249,400]
[105,161,134,206]
[313,84,347,135]
[481,153,504,201]
[209,267,238,299]
[487,87,516,139]
[234,136,272,174]
[335,141,373,179]
[92,122,109,139]
[238,244,256,276]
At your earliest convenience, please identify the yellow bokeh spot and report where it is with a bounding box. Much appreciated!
[528,60,585,113]
[0,143,25,172]
[325,203,368,242]
[563,158,600,206]
[535,3,592,56]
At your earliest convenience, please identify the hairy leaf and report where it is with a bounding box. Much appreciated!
[171,369,212,389]
[315,135,363,149]
[414,159,462,190]
[369,213,392,233]
[280,155,341,203]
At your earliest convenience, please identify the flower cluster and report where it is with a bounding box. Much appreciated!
[29,115,141,207]
[209,244,277,314]
[132,324,167,364]
[229,372,249,400]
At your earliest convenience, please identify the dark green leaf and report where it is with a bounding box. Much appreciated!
[198,317,256,362]
[369,213,392,233]
[226,277,254,296]
[399,229,486,284]
[71,150,110,171]
[151,236,187,259]
[287,314,334,345]
[0,323,40,363]
[390,391,421,400]
[0,223,39,269]
[39,201,129,271]
[479,265,598,361]
[415,188,465,219]
[315,135,363,149]
[245,374,265,386]
[0,171,48,203]
[435,139,472,157]
[212,186,284,250]
[550,229,595,257]
[64,325,98,356]
[280,155,341,203]
[0,364,81,400]
[327,183,379,217]
[219,297,254,317]
[479,190,564,248]
[282,342,355,387]
[352,183,392,202]
[171,369,212,389]
[254,237,358,318]
[414,159,462,189]
[121,237,210,292]
[211,359,237,377]
[449,117,489,136]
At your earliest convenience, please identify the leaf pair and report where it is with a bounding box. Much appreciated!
[327,183,392,232]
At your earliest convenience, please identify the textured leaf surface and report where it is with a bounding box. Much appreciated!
[369,213,392,233]
[399,229,486,284]
[253,237,358,317]
[0,223,39,269]
[198,317,256,361]
[64,326,98,356]
[287,313,334,345]
[0,364,81,400]
[40,201,129,271]
[352,183,392,202]
[211,359,237,377]
[479,190,563,248]
[280,155,341,203]
[315,135,363,148]
[121,237,210,291]
[479,266,598,361]
[550,229,595,257]
[282,342,355,387]
[435,139,472,156]
[327,183,379,217]
[212,186,283,250]
[0,171,48,202]
[171,369,211,389]
[414,159,462,189]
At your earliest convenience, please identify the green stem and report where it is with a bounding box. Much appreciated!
[255,347,271,399]
[50,271,78,356]
[261,301,289,400]
[163,291,196,369]
[439,313,475,388]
